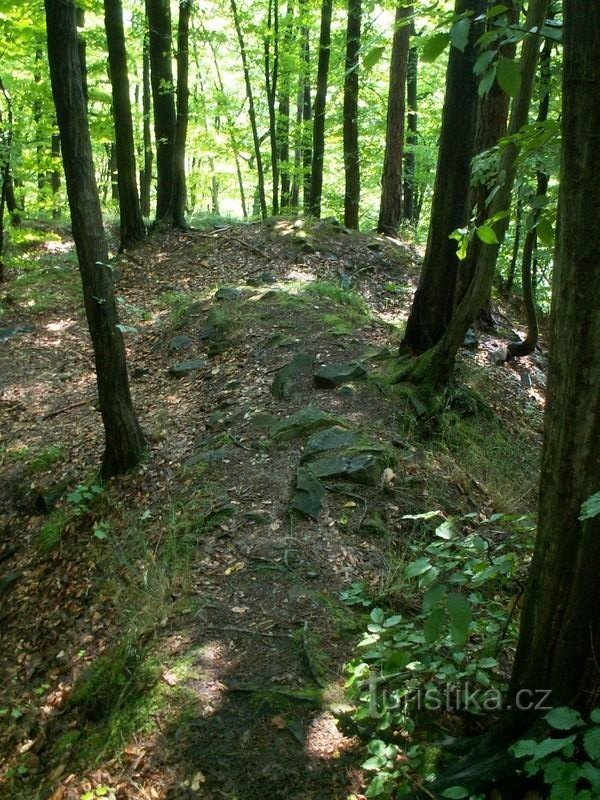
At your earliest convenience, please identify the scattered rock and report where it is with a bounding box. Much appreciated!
[335,384,356,397]
[184,447,231,467]
[308,452,384,485]
[491,347,509,365]
[215,286,242,301]
[247,272,277,287]
[0,325,35,342]
[169,358,206,377]
[521,371,532,389]
[302,427,359,459]
[271,352,314,399]
[132,367,150,379]
[367,242,383,252]
[291,468,325,519]
[270,406,345,442]
[169,334,193,352]
[301,241,317,255]
[314,362,367,389]
[0,571,23,598]
[463,328,479,349]
[359,514,388,537]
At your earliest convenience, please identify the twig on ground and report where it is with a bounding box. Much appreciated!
[223,236,266,258]
[203,625,293,639]
[42,398,90,420]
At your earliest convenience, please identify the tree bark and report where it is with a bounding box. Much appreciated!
[164,0,191,227]
[264,0,280,214]
[145,0,176,220]
[398,0,549,389]
[507,32,552,359]
[402,37,418,224]
[140,34,153,218]
[308,0,333,218]
[104,0,146,249]
[277,2,294,211]
[343,0,361,229]
[300,19,312,210]
[402,0,485,354]
[44,0,145,478]
[231,0,267,219]
[377,3,411,235]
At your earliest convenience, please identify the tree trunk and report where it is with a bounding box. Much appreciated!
[140,34,153,218]
[44,0,145,478]
[402,37,418,224]
[104,0,146,249]
[300,20,312,210]
[398,0,549,389]
[343,0,361,229]
[507,32,552,359]
[377,3,411,235]
[145,0,176,221]
[277,2,294,211]
[264,0,280,215]
[402,0,485,354]
[51,130,61,218]
[163,0,191,227]
[231,0,267,219]
[308,0,333,218]
[506,199,522,292]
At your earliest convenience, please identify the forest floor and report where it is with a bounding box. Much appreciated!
[0,217,546,800]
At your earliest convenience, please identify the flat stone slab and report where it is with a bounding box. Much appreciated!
[247,272,277,287]
[169,334,193,352]
[291,467,325,519]
[271,352,314,399]
[270,406,344,442]
[308,452,384,485]
[314,362,367,389]
[169,358,206,377]
[215,286,242,301]
[184,447,231,467]
[0,325,35,342]
[303,426,359,459]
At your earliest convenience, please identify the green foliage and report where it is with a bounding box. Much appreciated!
[66,481,104,514]
[36,510,68,552]
[512,709,600,799]
[343,512,534,797]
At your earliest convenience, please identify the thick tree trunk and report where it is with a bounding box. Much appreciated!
[402,38,418,224]
[343,0,361,229]
[140,35,153,218]
[44,0,145,478]
[507,0,600,713]
[231,0,267,219]
[399,0,549,390]
[377,3,411,235]
[402,0,485,354]
[308,0,333,218]
[163,0,190,227]
[104,0,146,249]
[145,0,176,220]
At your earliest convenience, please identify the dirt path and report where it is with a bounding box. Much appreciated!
[0,220,545,799]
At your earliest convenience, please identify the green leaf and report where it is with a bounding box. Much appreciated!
[591,709,600,724]
[545,707,584,730]
[536,217,554,246]
[405,557,432,579]
[370,607,385,625]
[423,583,447,613]
[362,755,386,770]
[441,788,470,799]
[363,45,385,71]
[474,49,496,76]
[435,519,456,539]
[424,607,446,644]
[365,772,390,797]
[496,55,521,97]
[478,64,497,97]
[476,225,499,245]
[583,726,600,761]
[422,32,450,63]
[450,19,471,53]
[579,492,600,520]
[487,4,509,19]
[447,593,472,647]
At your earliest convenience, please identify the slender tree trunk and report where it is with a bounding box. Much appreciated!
[377,3,411,235]
[455,1,518,317]
[506,199,522,292]
[104,0,146,249]
[402,36,418,224]
[308,0,333,218]
[300,20,312,210]
[50,130,61,218]
[507,32,552,359]
[399,0,549,389]
[145,0,176,220]
[402,0,485,354]
[44,0,145,477]
[231,0,267,218]
[343,0,361,229]
[264,0,280,214]
[164,0,191,227]
[277,1,294,211]
[140,35,153,218]
[0,79,13,278]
